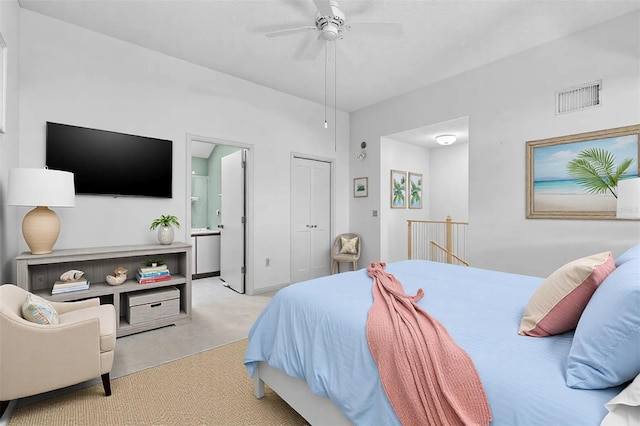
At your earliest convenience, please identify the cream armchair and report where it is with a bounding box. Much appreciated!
[0,284,116,415]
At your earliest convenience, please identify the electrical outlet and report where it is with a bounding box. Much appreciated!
[373,210,378,217]
[265,258,270,267]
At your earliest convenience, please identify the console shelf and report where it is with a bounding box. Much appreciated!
[16,243,192,337]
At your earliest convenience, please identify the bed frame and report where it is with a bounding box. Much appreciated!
[254,361,351,425]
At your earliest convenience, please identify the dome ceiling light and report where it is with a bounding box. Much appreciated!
[435,134,457,146]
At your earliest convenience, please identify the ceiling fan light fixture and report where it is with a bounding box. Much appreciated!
[322,24,339,41]
[436,134,457,146]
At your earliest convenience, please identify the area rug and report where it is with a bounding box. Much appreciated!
[8,339,308,426]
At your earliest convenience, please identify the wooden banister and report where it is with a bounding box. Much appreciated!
[407,216,469,266]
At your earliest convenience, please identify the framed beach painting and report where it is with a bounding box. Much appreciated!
[526,124,640,219]
[408,172,422,209]
[390,170,406,208]
[354,177,368,198]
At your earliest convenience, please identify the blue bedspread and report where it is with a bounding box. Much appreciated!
[244,260,621,425]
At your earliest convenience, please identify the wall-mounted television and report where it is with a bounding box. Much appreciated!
[46,122,173,198]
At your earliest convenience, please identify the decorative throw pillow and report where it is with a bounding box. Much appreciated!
[566,258,640,389]
[518,251,615,337]
[22,293,59,325]
[340,236,359,254]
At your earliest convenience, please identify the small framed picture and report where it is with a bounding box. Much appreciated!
[390,170,407,208]
[408,172,423,209]
[354,177,368,198]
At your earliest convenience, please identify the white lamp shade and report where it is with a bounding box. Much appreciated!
[8,168,75,207]
[617,178,640,219]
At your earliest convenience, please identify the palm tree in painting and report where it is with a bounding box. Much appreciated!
[410,177,422,205]
[392,175,406,206]
[566,147,633,198]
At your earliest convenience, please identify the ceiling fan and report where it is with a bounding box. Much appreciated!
[263,0,402,62]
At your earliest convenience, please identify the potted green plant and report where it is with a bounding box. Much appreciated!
[150,215,180,245]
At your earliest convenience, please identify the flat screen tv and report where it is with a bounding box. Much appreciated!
[46,122,173,198]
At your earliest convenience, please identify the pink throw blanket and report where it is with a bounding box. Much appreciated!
[366,262,492,426]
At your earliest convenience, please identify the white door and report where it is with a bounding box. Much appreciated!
[220,149,245,293]
[291,157,331,283]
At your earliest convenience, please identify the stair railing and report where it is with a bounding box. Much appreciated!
[407,216,469,266]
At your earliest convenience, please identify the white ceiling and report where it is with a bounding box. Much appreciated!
[191,141,216,159]
[387,116,469,148]
[18,0,640,148]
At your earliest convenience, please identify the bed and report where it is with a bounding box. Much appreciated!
[244,248,640,425]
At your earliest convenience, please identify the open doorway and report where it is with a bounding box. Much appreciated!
[187,134,253,294]
[380,116,469,262]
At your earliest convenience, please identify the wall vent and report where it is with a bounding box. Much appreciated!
[556,80,602,114]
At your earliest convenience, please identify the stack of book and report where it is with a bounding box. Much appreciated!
[51,278,90,294]
[137,264,171,284]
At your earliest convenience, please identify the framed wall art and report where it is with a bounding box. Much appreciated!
[353,177,368,198]
[408,172,423,209]
[526,124,639,220]
[390,170,406,208]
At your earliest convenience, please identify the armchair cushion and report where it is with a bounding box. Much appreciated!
[340,236,359,254]
[21,293,59,325]
[59,304,116,352]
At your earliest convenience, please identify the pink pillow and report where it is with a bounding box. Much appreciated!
[518,252,615,337]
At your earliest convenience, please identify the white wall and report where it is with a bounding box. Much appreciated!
[379,137,430,262]
[17,9,350,293]
[0,0,21,283]
[351,11,640,277]
[429,142,469,222]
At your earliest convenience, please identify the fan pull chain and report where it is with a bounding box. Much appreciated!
[334,42,337,152]
[324,40,328,129]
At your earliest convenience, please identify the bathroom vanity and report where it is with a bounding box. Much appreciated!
[190,229,221,278]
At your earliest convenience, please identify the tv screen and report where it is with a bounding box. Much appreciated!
[46,122,172,198]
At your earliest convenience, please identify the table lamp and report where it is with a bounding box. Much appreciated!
[8,168,76,254]
[616,177,640,219]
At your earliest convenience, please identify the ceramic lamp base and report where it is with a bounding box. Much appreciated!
[22,206,60,254]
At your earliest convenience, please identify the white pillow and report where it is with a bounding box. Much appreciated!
[601,374,640,426]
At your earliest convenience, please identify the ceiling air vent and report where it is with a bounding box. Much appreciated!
[556,80,601,114]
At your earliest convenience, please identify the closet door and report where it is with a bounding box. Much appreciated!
[291,157,331,283]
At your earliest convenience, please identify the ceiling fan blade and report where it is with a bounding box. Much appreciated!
[336,37,366,65]
[300,37,325,61]
[348,0,374,14]
[265,26,317,38]
[292,32,322,60]
[347,22,403,36]
[253,22,308,34]
[312,0,334,16]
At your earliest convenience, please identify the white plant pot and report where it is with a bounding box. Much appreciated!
[157,226,174,245]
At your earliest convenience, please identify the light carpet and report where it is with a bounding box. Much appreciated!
[110,277,277,379]
[8,339,308,426]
